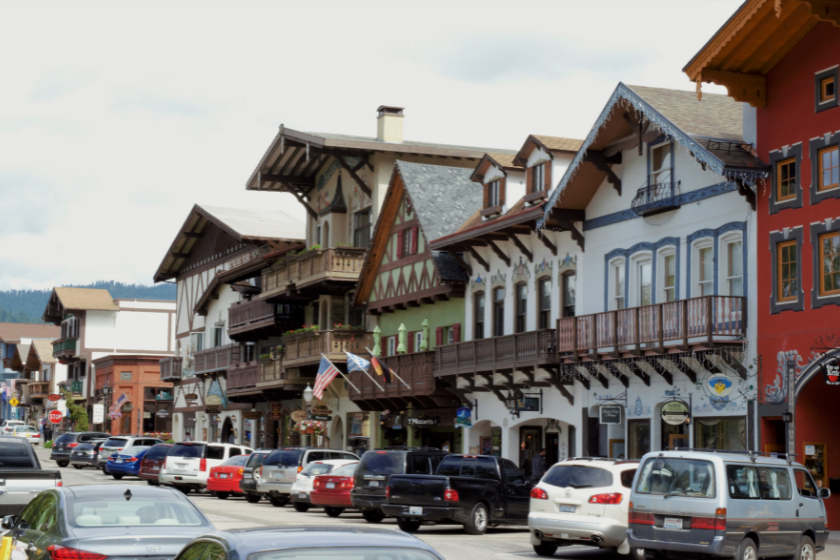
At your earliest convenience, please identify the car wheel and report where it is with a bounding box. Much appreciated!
[269,496,288,507]
[216,492,229,500]
[324,507,344,517]
[795,535,815,560]
[362,511,385,523]
[397,518,421,533]
[103,465,110,475]
[112,474,123,480]
[293,502,310,512]
[533,543,558,557]
[464,502,489,535]
[736,538,757,560]
[630,548,646,560]
[146,480,159,486]
[57,461,69,468]
[73,465,83,470]
[245,493,261,503]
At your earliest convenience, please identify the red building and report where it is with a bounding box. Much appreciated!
[687,0,840,526]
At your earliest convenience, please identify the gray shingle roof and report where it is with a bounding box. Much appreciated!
[433,252,470,283]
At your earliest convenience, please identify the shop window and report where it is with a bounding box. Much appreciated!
[777,159,797,201]
[819,146,840,192]
[353,208,372,248]
[493,287,505,337]
[538,278,551,329]
[777,240,798,302]
[515,283,527,333]
[818,232,840,296]
[695,417,746,451]
[474,292,485,340]
[628,419,650,460]
[816,66,839,113]
[650,142,673,185]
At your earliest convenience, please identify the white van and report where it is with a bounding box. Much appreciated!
[159,441,253,493]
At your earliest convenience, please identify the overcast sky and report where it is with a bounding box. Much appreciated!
[0,0,741,291]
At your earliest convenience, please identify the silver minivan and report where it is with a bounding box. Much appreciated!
[628,450,830,560]
[257,447,358,507]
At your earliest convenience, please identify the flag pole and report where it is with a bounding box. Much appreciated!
[320,354,362,393]
[366,347,411,390]
[354,351,385,391]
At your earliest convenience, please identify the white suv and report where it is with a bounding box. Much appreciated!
[159,441,253,493]
[529,458,639,556]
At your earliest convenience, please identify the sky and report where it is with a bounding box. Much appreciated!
[0,0,742,291]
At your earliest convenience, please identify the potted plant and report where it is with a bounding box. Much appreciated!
[259,353,273,365]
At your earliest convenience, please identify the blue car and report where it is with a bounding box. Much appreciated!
[107,445,151,479]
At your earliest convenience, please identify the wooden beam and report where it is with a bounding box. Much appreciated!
[736,178,757,211]
[466,246,489,272]
[582,363,609,389]
[481,232,509,242]
[622,113,650,156]
[537,231,557,256]
[171,252,190,259]
[696,353,722,375]
[406,300,421,308]
[602,362,630,388]
[583,150,622,195]
[673,357,698,384]
[700,70,766,109]
[547,376,574,406]
[183,232,202,239]
[334,156,372,197]
[290,189,318,219]
[509,234,533,262]
[258,173,315,188]
[583,150,622,165]
[622,361,651,387]
[719,348,749,381]
[558,220,585,252]
[486,239,511,267]
[642,359,673,385]
[448,252,472,276]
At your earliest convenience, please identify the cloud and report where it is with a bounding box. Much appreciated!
[112,92,216,118]
[29,70,95,102]
[0,172,65,235]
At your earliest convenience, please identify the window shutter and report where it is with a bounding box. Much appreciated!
[544,163,551,192]
[411,226,419,254]
[407,332,414,354]
[436,326,443,346]
[396,230,404,259]
[453,323,461,342]
[526,167,533,194]
[483,184,489,208]
[499,177,506,206]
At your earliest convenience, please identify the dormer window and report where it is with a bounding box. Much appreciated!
[482,177,505,217]
[488,180,501,206]
[531,163,544,193]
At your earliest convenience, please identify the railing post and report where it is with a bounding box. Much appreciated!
[706,296,714,346]
[634,308,641,353]
[611,311,618,355]
[657,303,664,348]
[681,299,689,347]
[572,316,578,354]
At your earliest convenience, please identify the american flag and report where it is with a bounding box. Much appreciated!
[313,356,340,401]
[109,392,129,414]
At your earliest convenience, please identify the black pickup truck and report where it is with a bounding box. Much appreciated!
[0,435,61,516]
[381,454,532,534]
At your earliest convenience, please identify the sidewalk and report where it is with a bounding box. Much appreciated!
[826,532,840,558]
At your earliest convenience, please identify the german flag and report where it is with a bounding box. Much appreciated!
[370,355,393,384]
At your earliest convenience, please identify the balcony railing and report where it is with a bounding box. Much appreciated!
[261,247,367,300]
[61,379,83,394]
[193,344,239,375]
[29,382,49,398]
[160,357,183,381]
[227,362,260,394]
[557,295,745,354]
[259,358,284,383]
[434,330,557,376]
[282,329,374,368]
[350,351,438,402]
[60,316,81,340]
[228,299,305,338]
[52,338,76,359]
[631,180,681,216]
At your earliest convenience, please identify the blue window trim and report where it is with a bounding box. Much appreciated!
[603,237,680,311]
[686,222,747,299]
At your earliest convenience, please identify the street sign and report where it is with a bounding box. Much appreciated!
[11,391,18,398]
[290,410,307,422]
[48,394,61,402]
[8,398,19,407]
[92,404,104,424]
[49,410,63,424]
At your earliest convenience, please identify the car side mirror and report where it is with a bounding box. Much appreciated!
[1,516,16,530]
[820,487,831,499]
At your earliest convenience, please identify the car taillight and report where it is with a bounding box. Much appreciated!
[691,508,726,531]
[56,481,62,487]
[340,478,355,489]
[530,487,548,500]
[126,458,138,463]
[444,488,459,503]
[238,468,244,475]
[298,466,303,473]
[47,545,107,560]
[628,505,655,526]
[200,459,207,472]
[67,443,78,448]
[589,493,623,505]
[314,478,321,489]
[259,466,263,477]
[385,486,390,499]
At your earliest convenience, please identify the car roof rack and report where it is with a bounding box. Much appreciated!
[564,457,616,462]
[662,448,800,465]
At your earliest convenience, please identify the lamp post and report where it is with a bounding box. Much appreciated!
[303,384,314,447]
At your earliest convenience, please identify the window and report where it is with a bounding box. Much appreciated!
[543,465,613,488]
[662,253,676,302]
[819,146,839,192]
[650,143,672,184]
[414,331,423,351]
[474,293,485,340]
[315,225,321,246]
[531,163,545,193]
[493,287,505,337]
[120,371,132,381]
[410,455,431,475]
[821,75,836,104]
[214,326,224,347]
[189,332,204,355]
[695,417,746,451]
[402,228,412,257]
[387,336,396,356]
[612,262,625,310]
[488,180,501,207]
[515,284,527,333]
[562,272,576,317]
[726,239,743,296]
[635,457,716,498]
[638,260,652,306]
[538,278,551,329]
[794,469,819,498]
[698,246,714,296]
[777,158,797,201]
[778,240,798,302]
[819,232,840,296]
[446,326,455,345]
[353,208,372,248]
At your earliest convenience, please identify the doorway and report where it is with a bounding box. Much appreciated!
[546,433,559,466]
[519,426,542,477]
[221,417,234,443]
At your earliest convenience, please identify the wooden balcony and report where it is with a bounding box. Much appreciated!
[193,344,239,375]
[52,338,76,360]
[350,351,457,410]
[28,382,49,399]
[60,317,81,340]
[557,296,745,357]
[227,298,305,341]
[260,247,367,301]
[434,330,557,376]
[282,329,374,369]
[226,362,260,395]
[160,357,183,381]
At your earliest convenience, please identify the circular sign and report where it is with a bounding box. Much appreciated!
[822,356,840,385]
[660,401,690,426]
[8,398,19,407]
[290,410,307,423]
[707,373,735,398]
[49,410,63,424]
[184,393,198,401]
[47,394,61,402]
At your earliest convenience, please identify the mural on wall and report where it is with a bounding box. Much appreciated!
[558,253,576,272]
[512,257,530,289]
[765,333,840,404]
[627,396,652,418]
[471,275,486,293]
[534,257,553,282]
[490,270,507,289]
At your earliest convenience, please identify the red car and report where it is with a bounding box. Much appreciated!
[207,454,250,499]
[310,462,358,517]
[138,443,172,486]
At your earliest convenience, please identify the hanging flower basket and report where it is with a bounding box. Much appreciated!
[108,411,122,420]
[296,420,325,437]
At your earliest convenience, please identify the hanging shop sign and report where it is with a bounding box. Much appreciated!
[270,403,284,420]
[290,410,307,423]
[312,406,332,416]
[92,404,104,424]
[205,394,223,406]
[48,394,61,402]
[822,356,840,386]
[599,405,623,425]
[660,401,690,426]
[156,409,170,418]
[516,396,540,412]
[184,393,199,401]
[313,414,332,421]
[407,416,439,427]
[243,410,262,420]
[455,407,472,428]
[205,405,222,414]
[707,373,736,397]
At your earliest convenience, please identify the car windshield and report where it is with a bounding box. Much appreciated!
[358,452,402,475]
[54,434,74,445]
[330,463,358,477]
[542,465,614,489]
[0,442,35,468]
[222,455,250,467]
[265,449,303,467]
[144,445,171,460]
[636,457,716,498]
[103,438,129,447]
[247,453,269,468]
[76,443,97,450]
[169,443,206,458]
[68,498,206,527]
[302,462,335,476]
[122,446,150,456]
[251,548,439,560]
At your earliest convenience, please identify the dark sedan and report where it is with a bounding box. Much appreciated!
[69,440,107,469]
[174,526,445,560]
[3,485,214,560]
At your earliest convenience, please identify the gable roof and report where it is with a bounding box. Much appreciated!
[0,323,59,344]
[54,288,119,312]
[470,153,522,183]
[29,340,56,367]
[11,343,29,372]
[539,82,770,225]
[514,135,584,166]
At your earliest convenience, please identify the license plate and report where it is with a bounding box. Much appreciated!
[409,506,423,515]
[244,473,252,478]
[220,474,228,479]
[557,504,576,513]
[153,466,160,471]
[664,518,683,530]
[116,459,123,463]
[326,483,335,489]
[299,493,307,498]
[369,481,379,487]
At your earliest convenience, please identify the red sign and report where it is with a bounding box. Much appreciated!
[47,394,61,402]
[48,410,63,424]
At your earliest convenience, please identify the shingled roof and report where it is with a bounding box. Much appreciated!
[53,288,119,312]
[0,323,59,344]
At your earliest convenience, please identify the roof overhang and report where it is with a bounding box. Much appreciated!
[514,134,580,166]
[683,0,840,108]
[469,153,521,183]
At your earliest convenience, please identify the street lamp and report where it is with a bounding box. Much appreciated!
[303,384,314,447]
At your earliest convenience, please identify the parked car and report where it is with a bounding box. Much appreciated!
[351,448,451,523]
[0,435,61,516]
[310,462,360,517]
[628,450,830,560]
[528,458,638,557]
[291,459,358,512]
[99,436,164,471]
[50,431,111,467]
[239,450,271,503]
[258,447,358,507]
[1,420,25,434]
[11,425,41,445]
[160,441,253,493]
[207,454,251,499]
[2,485,214,560]
[69,439,107,469]
[106,445,152,480]
[139,443,173,485]
[172,526,446,560]
[383,454,532,534]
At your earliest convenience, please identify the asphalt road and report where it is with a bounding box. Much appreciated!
[35,446,623,560]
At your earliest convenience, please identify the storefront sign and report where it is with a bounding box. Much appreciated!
[455,407,472,428]
[92,404,104,424]
[156,409,170,418]
[660,401,690,426]
[516,396,540,412]
[270,403,283,420]
[407,416,438,427]
[312,406,332,415]
[205,405,221,414]
[184,393,198,401]
[707,373,736,397]
[244,410,262,420]
[290,410,307,422]
[313,414,332,421]
[600,405,623,425]
[822,357,840,385]
[48,394,61,402]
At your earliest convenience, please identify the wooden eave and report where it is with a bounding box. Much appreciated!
[469,154,521,183]
[42,291,66,325]
[513,134,577,166]
[684,0,840,108]
[193,276,225,317]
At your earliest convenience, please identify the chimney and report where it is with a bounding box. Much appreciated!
[376,105,404,143]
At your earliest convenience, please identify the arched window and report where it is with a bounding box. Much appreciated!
[474,292,485,340]
[562,272,576,317]
[515,283,527,333]
[493,287,505,337]
[537,277,551,330]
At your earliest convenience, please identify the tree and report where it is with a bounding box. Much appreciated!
[60,390,89,431]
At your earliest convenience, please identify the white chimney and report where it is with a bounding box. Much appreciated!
[376,105,404,143]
